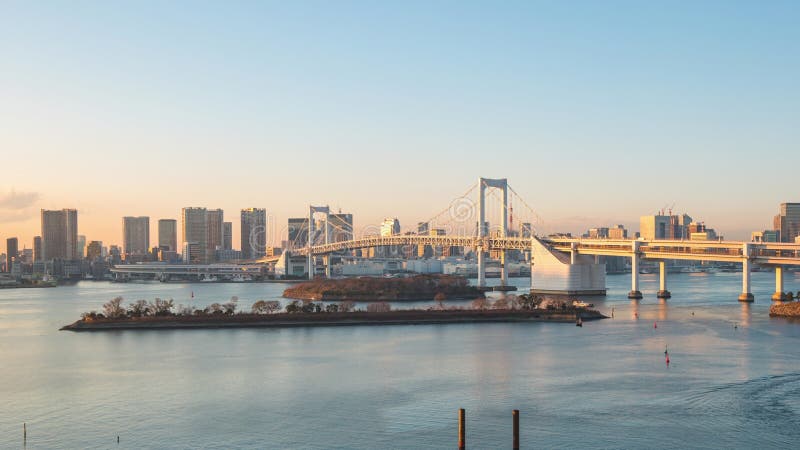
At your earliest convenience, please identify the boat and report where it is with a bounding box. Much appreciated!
[200,275,218,283]
[576,317,583,327]
[573,300,594,308]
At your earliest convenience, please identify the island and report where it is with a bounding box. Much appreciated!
[60,294,607,331]
[283,274,484,301]
[769,302,800,318]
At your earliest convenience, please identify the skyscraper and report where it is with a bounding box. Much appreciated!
[329,213,354,242]
[41,209,78,260]
[123,216,150,257]
[223,222,233,250]
[241,208,267,259]
[380,218,401,237]
[287,218,310,249]
[773,203,800,243]
[76,235,86,259]
[182,207,208,263]
[33,236,42,262]
[207,209,224,261]
[158,219,178,251]
[6,237,18,272]
[87,241,103,260]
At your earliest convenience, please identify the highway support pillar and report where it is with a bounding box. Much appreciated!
[739,243,754,302]
[772,266,785,301]
[628,240,643,299]
[657,261,671,299]
[324,255,332,278]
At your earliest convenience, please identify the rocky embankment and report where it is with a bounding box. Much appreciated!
[769,302,800,318]
[61,308,606,331]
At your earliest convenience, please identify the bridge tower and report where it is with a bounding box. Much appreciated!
[308,205,331,279]
[478,177,509,288]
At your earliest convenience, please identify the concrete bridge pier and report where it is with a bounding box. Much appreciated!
[324,255,332,278]
[500,249,508,286]
[739,243,754,302]
[628,241,643,299]
[477,247,486,287]
[772,266,785,301]
[657,261,671,299]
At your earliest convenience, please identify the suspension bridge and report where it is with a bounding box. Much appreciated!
[111,177,800,302]
[266,177,800,302]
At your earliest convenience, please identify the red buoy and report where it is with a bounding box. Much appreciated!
[654,322,658,329]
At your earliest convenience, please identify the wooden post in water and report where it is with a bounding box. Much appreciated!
[23,422,26,441]
[512,410,520,450]
[458,408,466,450]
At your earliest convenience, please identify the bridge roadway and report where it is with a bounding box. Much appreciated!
[278,236,800,301]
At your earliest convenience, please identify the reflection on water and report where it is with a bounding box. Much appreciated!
[1,272,800,449]
[740,302,752,328]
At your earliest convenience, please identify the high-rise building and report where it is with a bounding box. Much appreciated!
[223,222,233,250]
[641,214,692,240]
[182,208,208,263]
[417,222,432,258]
[6,237,18,272]
[287,218,310,249]
[380,218,401,237]
[86,241,103,260]
[207,209,224,261]
[33,236,42,262]
[41,209,78,260]
[76,235,86,259]
[182,241,202,264]
[329,213,353,242]
[241,208,267,259]
[158,219,178,252]
[773,203,800,243]
[123,216,150,258]
[608,225,627,239]
[586,227,609,239]
[181,208,224,263]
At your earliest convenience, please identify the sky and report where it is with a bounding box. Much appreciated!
[1,1,799,253]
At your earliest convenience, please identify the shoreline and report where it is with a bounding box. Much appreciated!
[61,309,606,331]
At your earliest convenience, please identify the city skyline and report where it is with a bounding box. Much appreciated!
[2,2,799,252]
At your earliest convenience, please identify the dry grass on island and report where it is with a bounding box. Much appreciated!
[282,274,484,301]
[61,293,606,331]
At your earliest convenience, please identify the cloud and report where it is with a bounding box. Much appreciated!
[0,210,35,224]
[0,189,40,224]
[0,189,40,210]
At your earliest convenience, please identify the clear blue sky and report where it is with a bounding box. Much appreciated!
[1,1,798,250]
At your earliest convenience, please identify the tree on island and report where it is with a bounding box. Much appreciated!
[471,298,489,310]
[339,301,355,312]
[367,302,391,313]
[128,299,149,317]
[149,298,175,316]
[103,297,126,318]
[252,300,281,314]
[325,303,339,313]
[492,298,509,310]
[206,303,224,315]
[434,292,446,310]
